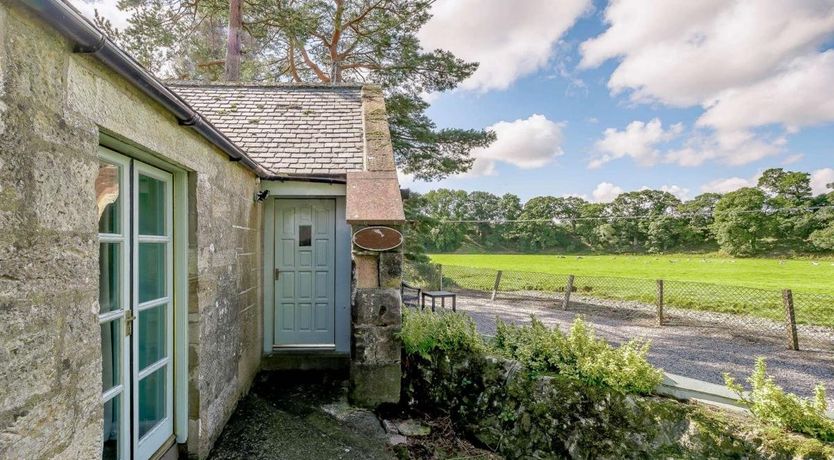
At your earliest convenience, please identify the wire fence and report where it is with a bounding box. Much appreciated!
[403,261,834,352]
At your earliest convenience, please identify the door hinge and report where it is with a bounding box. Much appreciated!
[125,310,135,337]
[274,268,280,280]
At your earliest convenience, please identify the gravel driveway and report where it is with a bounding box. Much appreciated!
[438,291,834,403]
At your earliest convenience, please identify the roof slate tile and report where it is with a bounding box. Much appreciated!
[169,82,365,176]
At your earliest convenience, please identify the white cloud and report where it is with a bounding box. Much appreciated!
[643,185,690,201]
[697,51,834,133]
[71,0,132,29]
[664,129,784,167]
[700,177,755,194]
[463,114,564,177]
[590,118,683,168]
[781,154,804,166]
[580,0,834,167]
[811,168,834,196]
[419,0,591,91]
[592,182,624,202]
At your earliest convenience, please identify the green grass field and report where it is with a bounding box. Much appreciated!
[418,254,834,328]
[429,253,834,294]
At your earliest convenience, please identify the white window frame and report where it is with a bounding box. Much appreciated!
[100,133,190,447]
[132,161,175,459]
[97,147,132,460]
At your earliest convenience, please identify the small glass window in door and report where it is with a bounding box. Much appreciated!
[299,225,312,247]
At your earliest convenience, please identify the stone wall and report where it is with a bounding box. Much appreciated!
[403,350,834,459]
[349,234,403,408]
[0,2,262,458]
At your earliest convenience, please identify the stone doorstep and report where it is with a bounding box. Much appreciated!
[261,352,350,371]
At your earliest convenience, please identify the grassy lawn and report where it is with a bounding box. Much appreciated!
[428,253,834,294]
[421,254,834,327]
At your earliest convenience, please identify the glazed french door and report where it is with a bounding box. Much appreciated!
[97,147,174,460]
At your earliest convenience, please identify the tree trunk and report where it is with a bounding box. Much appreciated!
[225,0,242,81]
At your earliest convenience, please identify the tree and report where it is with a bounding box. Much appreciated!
[808,193,834,251]
[104,0,495,180]
[756,168,814,250]
[496,193,523,249]
[463,191,503,249]
[606,190,681,252]
[809,224,834,250]
[678,193,721,248]
[646,216,687,253]
[757,168,812,204]
[711,188,774,256]
[420,189,469,252]
[401,190,433,262]
[575,202,606,249]
[513,197,575,251]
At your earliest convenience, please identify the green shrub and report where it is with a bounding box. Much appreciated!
[493,317,663,394]
[400,310,485,360]
[725,358,834,442]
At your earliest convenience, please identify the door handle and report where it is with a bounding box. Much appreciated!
[274,268,280,280]
[125,310,135,337]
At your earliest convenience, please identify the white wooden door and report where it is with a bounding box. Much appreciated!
[96,148,174,460]
[132,163,174,459]
[274,199,336,347]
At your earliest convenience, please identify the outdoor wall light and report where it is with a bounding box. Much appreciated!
[254,190,269,202]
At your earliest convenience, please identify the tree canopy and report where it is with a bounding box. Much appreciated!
[100,0,495,180]
[409,168,834,257]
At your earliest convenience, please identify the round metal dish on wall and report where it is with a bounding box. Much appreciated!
[353,226,403,251]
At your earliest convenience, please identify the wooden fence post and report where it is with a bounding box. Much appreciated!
[491,270,503,301]
[656,279,664,326]
[782,289,799,351]
[562,275,575,310]
[438,264,443,291]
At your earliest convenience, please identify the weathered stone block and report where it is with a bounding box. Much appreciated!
[352,325,401,365]
[378,252,402,289]
[354,254,379,288]
[349,363,401,408]
[352,288,401,326]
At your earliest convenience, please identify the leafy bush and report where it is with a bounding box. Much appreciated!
[725,358,834,442]
[400,310,485,360]
[493,317,663,394]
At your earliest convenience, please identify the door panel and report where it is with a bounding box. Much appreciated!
[134,163,174,460]
[97,149,131,460]
[274,199,336,347]
[98,148,175,460]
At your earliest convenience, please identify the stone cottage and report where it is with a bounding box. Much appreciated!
[0,1,405,459]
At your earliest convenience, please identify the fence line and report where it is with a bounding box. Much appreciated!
[403,261,834,351]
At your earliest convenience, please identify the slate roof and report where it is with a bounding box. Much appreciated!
[168,82,366,176]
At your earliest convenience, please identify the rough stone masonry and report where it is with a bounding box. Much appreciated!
[350,245,404,407]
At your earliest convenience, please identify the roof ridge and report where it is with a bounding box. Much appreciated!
[166,80,366,89]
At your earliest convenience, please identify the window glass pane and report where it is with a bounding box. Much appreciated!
[97,162,121,234]
[101,320,121,391]
[138,304,166,369]
[138,243,166,303]
[299,225,312,247]
[102,394,122,460]
[138,367,167,438]
[99,243,122,313]
[138,174,166,236]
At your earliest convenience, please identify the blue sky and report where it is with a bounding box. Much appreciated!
[78,0,834,202]
[405,0,834,202]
